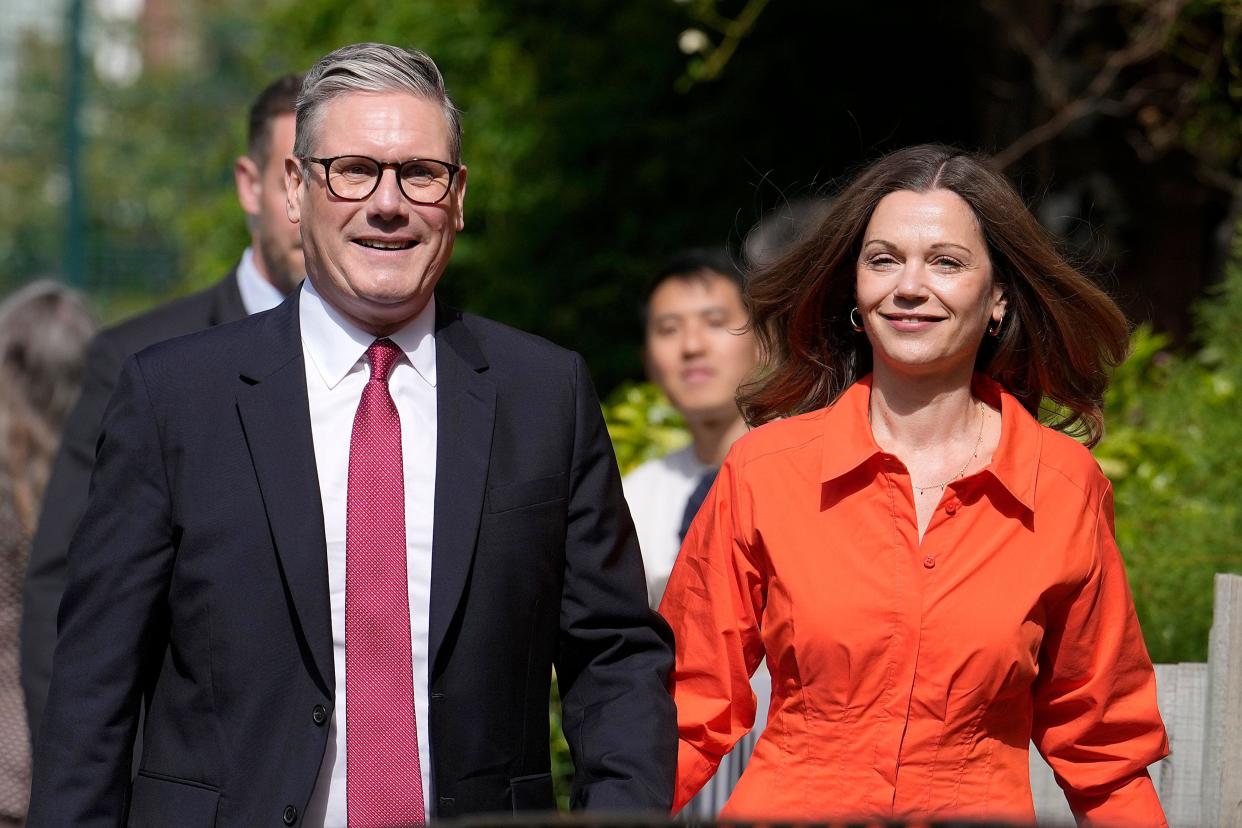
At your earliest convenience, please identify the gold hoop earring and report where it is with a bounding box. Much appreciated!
[849,307,864,333]
[987,315,1004,337]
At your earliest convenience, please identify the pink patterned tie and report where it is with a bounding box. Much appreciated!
[346,338,425,827]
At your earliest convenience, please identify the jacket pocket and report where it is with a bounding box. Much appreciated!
[129,771,220,828]
[509,772,556,812]
[487,474,566,514]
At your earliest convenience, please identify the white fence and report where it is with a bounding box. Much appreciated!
[1030,573,1242,826]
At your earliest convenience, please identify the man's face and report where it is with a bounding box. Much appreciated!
[286,91,466,335]
[234,113,303,294]
[644,272,758,426]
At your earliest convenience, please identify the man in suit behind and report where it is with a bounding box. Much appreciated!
[19,73,305,744]
[28,42,674,827]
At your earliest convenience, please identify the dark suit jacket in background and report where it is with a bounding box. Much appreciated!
[19,273,245,743]
[27,292,676,826]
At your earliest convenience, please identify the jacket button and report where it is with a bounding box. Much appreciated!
[945,500,960,515]
[923,555,936,569]
[312,704,327,725]
[283,805,298,824]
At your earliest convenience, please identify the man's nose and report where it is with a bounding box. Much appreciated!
[681,324,706,355]
[367,167,409,219]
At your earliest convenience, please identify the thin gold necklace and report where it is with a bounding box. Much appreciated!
[912,400,985,496]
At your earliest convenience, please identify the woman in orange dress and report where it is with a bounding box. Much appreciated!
[659,144,1168,826]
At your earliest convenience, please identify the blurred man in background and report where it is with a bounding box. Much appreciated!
[19,72,305,745]
[622,249,764,818]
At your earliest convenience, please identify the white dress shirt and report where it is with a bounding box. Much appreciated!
[299,279,438,827]
[235,247,288,315]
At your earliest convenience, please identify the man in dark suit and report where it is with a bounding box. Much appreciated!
[19,73,305,745]
[28,43,674,827]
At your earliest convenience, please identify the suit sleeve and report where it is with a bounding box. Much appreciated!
[657,449,766,811]
[1031,483,1169,827]
[20,331,126,746]
[556,353,677,812]
[25,355,175,828]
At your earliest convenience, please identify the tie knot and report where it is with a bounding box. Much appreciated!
[365,338,402,384]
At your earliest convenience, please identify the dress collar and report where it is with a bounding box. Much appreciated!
[818,373,1040,512]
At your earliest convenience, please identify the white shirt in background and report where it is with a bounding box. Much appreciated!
[235,246,289,315]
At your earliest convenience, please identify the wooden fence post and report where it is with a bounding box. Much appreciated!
[1203,572,1242,827]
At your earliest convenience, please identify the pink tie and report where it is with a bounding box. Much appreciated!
[346,338,425,827]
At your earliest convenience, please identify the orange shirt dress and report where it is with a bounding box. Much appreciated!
[659,374,1168,826]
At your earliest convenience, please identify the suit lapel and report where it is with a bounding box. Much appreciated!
[429,306,495,673]
[234,295,334,694]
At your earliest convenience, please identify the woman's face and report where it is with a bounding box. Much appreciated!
[854,188,1006,380]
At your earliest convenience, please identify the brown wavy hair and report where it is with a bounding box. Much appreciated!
[0,280,95,536]
[739,144,1129,446]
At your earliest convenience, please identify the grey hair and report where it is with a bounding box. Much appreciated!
[295,42,463,163]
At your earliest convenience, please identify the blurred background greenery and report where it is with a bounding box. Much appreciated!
[3,0,1242,789]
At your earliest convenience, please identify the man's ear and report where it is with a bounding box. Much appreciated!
[452,164,468,232]
[285,157,304,224]
[234,155,261,216]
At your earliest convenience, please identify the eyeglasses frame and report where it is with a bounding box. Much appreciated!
[299,154,463,205]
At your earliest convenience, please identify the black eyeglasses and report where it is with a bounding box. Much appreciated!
[300,155,462,205]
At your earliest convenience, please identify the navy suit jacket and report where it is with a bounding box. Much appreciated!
[27,292,675,826]
[21,272,247,743]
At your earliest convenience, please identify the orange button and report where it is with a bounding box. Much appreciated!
[923,555,935,569]
[945,500,959,515]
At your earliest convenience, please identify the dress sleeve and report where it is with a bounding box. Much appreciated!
[657,450,767,812]
[1031,482,1169,827]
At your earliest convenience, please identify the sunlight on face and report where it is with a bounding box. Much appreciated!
[855,189,1006,381]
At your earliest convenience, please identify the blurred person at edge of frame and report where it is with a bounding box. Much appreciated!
[19,72,305,746]
[0,281,95,828]
[659,143,1169,826]
[622,250,762,819]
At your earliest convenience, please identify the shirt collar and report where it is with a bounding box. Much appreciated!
[235,247,288,316]
[299,278,437,390]
[975,373,1040,513]
[818,373,1040,513]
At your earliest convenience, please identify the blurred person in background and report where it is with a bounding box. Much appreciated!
[622,249,762,819]
[19,72,305,745]
[742,196,833,272]
[660,144,1169,825]
[0,280,94,828]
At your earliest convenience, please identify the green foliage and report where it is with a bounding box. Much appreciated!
[548,673,573,811]
[602,381,689,476]
[1095,226,1242,662]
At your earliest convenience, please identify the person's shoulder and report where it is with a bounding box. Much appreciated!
[129,300,283,387]
[1037,423,1110,505]
[97,274,238,357]
[453,309,576,366]
[727,407,829,468]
